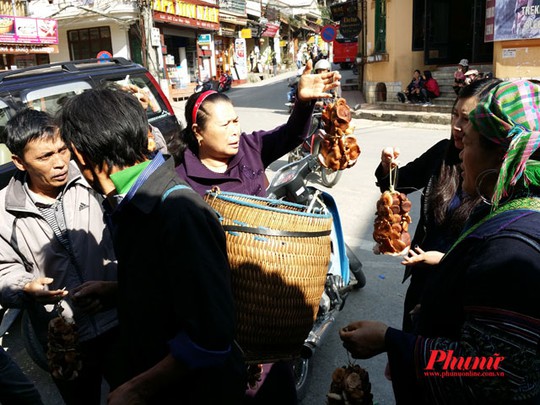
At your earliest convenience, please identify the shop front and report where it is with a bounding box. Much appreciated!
[217,1,248,83]
[152,0,219,99]
[0,15,59,69]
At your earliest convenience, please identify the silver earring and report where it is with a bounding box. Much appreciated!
[475,169,499,205]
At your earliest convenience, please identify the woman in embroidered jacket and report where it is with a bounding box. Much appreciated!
[340,80,540,404]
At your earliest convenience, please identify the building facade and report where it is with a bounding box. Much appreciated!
[355,0,540,103]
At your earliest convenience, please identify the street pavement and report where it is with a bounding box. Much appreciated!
[0,68,449,404]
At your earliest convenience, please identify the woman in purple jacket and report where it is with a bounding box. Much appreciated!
[175,61,341,404]
[175,60,341,197]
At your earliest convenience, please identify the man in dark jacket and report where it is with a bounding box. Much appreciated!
[58,88,245,405]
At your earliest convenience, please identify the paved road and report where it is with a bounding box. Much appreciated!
[0,69,449,404]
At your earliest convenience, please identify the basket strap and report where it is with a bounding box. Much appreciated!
[222,225,331,238]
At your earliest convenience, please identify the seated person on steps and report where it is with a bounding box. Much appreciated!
[420,70,440,104]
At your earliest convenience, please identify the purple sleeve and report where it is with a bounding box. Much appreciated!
[252,99,315,167]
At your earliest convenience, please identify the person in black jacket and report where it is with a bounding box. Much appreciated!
[375,78,500,333]
[58,88,245,405]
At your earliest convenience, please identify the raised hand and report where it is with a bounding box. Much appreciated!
[297,59,341,102]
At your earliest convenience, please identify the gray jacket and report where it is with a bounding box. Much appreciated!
[0,162,118,342]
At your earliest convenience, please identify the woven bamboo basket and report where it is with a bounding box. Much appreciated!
[204,189,333,364]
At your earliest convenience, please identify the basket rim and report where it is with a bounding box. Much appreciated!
[205,190,332,219]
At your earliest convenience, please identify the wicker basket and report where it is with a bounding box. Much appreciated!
[204,190,332,363]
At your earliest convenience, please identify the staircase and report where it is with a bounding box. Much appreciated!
[352,63,494,125]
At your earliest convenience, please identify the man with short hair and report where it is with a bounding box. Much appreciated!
[0,108,120,405]
[58,88,245,404]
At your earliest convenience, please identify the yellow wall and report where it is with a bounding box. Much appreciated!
[364,0,430,90]
[493,40,540,80]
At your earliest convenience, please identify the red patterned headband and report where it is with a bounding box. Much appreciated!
[192,90,217,125]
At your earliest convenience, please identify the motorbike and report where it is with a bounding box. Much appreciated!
[287,111,343,188]
[217,72,233,93]
[266,154,366,400]
[194,77,213,93]
[285,76,299,114]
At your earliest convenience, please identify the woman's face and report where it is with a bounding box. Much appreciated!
[452,96,478,150]
[459,122,503,196]
[195,100,241,161]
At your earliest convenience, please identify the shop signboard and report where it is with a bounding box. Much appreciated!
[329,1,357,21]
[0,16,58,45]
[198,34,211,46]
[0,44,58,54]
[262,23,280,37]
[151,27,161,47]
[485,0,540,41]
[233,37,247,80]
[339,16,362,39]
[218,0,246,15]
[240,28,252,38]
[152,0,219,24]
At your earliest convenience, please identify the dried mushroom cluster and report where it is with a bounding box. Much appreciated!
[319,98,361,171]
[47,316,82,381]
[327,364,373,405]
[373,191,412,255]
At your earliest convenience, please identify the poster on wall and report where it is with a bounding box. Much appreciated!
[233,38,247,80]
[485,0,540,41]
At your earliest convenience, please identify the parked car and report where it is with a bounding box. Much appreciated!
[0,57,182,188]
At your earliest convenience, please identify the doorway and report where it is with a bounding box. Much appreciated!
[420,0,493,65]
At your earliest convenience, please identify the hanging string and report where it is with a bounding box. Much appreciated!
[388,157,397,193]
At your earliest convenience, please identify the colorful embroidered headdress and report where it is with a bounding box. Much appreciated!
[469,80,540,208]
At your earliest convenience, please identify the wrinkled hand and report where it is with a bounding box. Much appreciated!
[23,277,67,305]
[297,60,341,102]
[339,320,388,359]
[71,281,117,314]
[381,146,400,174]
[108,380,146,405]
[401,246,444,267]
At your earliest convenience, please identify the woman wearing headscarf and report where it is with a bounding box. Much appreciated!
[375,78,499,335]
[341,80,540,404]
